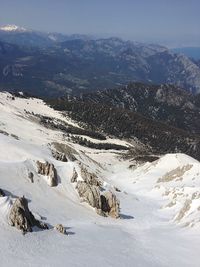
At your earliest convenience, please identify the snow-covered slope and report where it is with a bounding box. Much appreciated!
[0,92,200,267]
[109,153,200,227]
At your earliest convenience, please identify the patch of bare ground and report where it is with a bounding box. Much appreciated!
[157,164,193,183]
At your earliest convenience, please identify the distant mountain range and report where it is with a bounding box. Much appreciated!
[1,25,200,96]
[0,24,91,47]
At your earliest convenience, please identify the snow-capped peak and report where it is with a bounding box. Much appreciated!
[0,24,28,32]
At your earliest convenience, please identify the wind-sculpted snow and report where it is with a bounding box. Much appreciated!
[0,92,200,267]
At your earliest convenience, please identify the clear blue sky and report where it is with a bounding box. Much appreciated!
[0,0,199,47]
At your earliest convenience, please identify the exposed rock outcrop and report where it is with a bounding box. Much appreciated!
[52,142,77,161]
[0,188,5,197]
[28,172,34,183]
[71,167,78,183]
[114,186,121,192]
[0,130,9,136]
[75,180,120,218]
[101,191,120,218]
[76,181,102,213]
[9,196,48,234]
[81,166,102,186]
[54,224,66,235]
[73,165,120,218]
[52,150,68,162]
[36,161,58,187]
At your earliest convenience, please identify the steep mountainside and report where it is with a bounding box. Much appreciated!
[1,92,200,267]
[80,82,200,134]
[1,35,200,96]
[48,97,200,160]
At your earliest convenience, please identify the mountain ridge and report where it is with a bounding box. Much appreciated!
[1,30,200,95]
[78,82,200,134]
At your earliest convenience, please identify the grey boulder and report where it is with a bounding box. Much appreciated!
[9,196,48,234]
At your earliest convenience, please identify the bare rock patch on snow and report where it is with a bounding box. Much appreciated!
[71,167,78,183]
[54,224,67,235]
[0,188,5,197]
[157,164,193,183]
[75,179,120,218]
[9,196,48,234]
[36,161,58,187]
[51,149,68,162]
[101,191,120,218]
[51,142,78,161]
[81,166,102,186]
[76,181,102,213]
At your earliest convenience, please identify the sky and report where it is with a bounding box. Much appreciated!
[0,0,199,47]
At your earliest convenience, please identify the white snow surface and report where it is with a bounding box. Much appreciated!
[0,24,28,32]
[0,92,200,267]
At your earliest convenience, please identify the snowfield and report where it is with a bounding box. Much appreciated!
[0,92,200,267]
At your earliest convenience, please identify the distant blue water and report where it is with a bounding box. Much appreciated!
[172,47,200,60]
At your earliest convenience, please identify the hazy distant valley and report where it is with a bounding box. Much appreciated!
[1,26,200,97]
